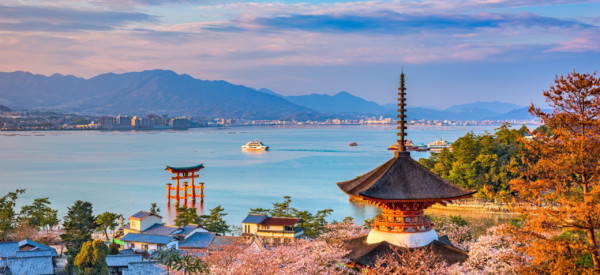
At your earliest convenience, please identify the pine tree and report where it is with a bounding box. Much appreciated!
[0,189,24,241]
[174,206,203,227]
[61,201,96,262]
[511,71,600,273]
[202,205,230,235]
[19,197,58,232]
[95,212,119,241]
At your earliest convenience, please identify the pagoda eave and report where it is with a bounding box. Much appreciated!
[358,191,476,204]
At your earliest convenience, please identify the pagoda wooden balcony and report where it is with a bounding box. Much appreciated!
[373,215,432,233]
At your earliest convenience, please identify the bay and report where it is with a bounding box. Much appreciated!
[0,125,503,227]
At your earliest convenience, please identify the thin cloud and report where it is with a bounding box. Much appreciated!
[206,11,593,34]
[0,4,154,32]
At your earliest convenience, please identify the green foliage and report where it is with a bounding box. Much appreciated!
[19,197,59,232]
[95,212,119,241]
[74,240,109,275]
[576,253,594,269]
[0,189,25,241]
[157,249,208,275]
[418,123,527,200]
[363,218,374,229]
[150,202,160,215]
[174,206,203,227]
[202,205,230,235]
[108,241,120,255]
[450,215,468,227]
[248,196,333,238]
[61,201,96,261]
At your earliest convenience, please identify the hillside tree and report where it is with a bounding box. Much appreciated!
[0,189,25,241]
[510,71,600,273]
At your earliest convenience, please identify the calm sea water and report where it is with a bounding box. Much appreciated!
[0,125,502,226]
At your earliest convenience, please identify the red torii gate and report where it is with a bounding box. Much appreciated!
[165,164,204,205]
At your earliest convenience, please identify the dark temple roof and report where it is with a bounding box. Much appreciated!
[337,155,475,201]
[165,164,204,173]
[344,235,468,267]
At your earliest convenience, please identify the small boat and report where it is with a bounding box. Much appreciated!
[388,140,415,150]
[427,139,451,152]
[389,140,429,151]
[349,142,358,146]
[242,140,269,151]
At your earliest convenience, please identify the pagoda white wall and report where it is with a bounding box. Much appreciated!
[365,228,438,247]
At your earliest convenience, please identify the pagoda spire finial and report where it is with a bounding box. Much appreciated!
[396,70,409,157]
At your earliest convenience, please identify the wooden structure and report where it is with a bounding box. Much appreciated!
[166,164,205,205]
[337,72,476,248]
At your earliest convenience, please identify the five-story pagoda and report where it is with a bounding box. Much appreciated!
[337,72,476,248]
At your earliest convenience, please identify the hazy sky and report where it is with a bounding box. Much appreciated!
[0,0,598,108]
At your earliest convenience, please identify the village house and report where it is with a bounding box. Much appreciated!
[241,214,304,245]
[118,211,208,254]
[0,239,59,275]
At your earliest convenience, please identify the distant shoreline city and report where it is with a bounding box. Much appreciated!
[0,109,540,132]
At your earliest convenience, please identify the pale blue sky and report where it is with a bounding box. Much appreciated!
[0,0,598,108]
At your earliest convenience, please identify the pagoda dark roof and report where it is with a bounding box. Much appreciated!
[337,155,475,201]
[344,235,468,267]
[165,164,204,173]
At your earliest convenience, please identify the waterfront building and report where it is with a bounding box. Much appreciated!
[99,116,115,129]
[116,115,132,130]
[132,116,151,129]
[241,214,304,245]
[170,118,189,130]
[336,72,475,268]
[118,211,208,253]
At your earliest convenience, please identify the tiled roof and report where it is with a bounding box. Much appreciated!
[0,242,19,258]
[211,236,237,248]
[130,211,162,220]
[106,254,143,267]
[178,232,215,249]
[344,236,468,267]
[242,214,266,224]
[180,224,203,236]
[143,224,179,235]
[261,217,300,226]
[121,233,174,245]
[118,248,136,255]
[127,261,165,275]
[16,250,56,257]
[18,239,58,256]
[1,255,54,275]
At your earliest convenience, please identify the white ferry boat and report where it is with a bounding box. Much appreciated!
[241,140,269,151]
[427,139,451,152]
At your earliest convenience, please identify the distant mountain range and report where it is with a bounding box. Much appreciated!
[0,70,535,121]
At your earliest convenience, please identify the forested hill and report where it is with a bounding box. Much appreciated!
[0,70,319,120]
